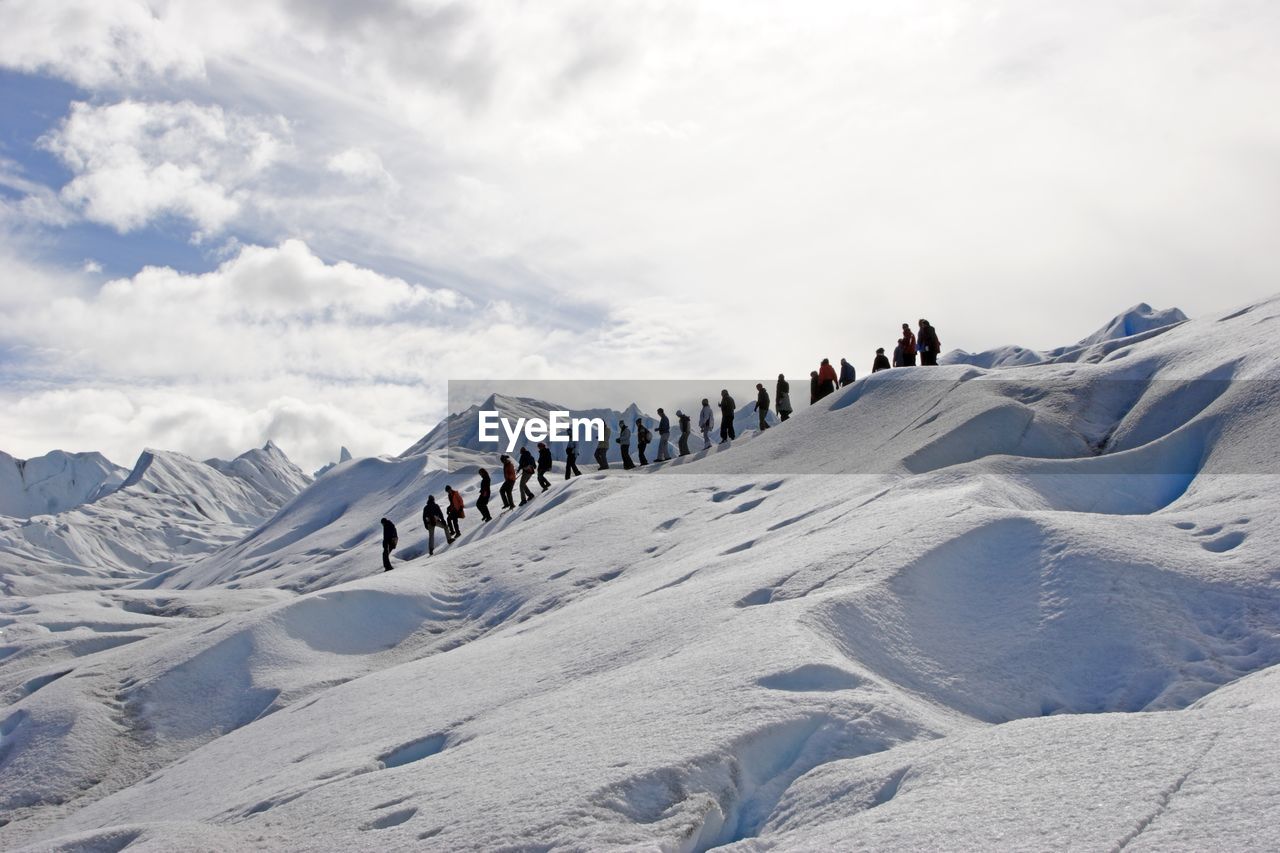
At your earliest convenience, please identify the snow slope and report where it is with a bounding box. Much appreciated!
[2,297,1280,850]
[0,444,311,597]
[944,302,1189,368]
[0,451,128,519]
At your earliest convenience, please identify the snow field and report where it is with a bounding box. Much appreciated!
[2,299,1279,849]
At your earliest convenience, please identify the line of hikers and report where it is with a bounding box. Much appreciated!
[379,319,943,568]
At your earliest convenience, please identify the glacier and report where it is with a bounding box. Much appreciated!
[0,297,1278,851]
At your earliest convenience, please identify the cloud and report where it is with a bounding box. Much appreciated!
[0,240,730,470]
[42,100,289,237]
[0,384,418,474]
[0,0,204,87]
[326,148,396,189]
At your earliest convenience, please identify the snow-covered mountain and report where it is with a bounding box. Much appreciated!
[313,446,353,479]
[0,450,128,519]
[0,443,311,596]
[2,298,1280,850]
[944,302,1189,368]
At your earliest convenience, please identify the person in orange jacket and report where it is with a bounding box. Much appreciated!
[499,454,517,510]
[444,485,465,539]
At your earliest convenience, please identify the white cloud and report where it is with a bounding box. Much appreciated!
[0,240,727,470]
[327,148,396,189]
[41,100,288,237]
[0,0,204,87]
[0,385,417,474]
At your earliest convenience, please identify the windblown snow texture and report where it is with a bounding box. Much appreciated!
[2,299,1279,851]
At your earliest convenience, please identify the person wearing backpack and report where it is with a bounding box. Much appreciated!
[380,517,398,571]
[518,446,537,505]
[776,375,792,422]
[655,408,672,461]
[422,496,448,555]
[476,468,492,522]
[635,418,652,465]
[564,440,582,479]
[536,442,553,490]
[499,454,517,510]
[676,410,692,455]
[719,390,736,442]
[899,324,917,366]
[873,347,891,373]
[445,485,465,538]
[754,383,770,431]
[617,420,635,469]
[918,319,941,366]
[595,422,611,470]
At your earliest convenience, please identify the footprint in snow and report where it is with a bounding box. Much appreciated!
[362,807,417,830]
[711,483,755,502]
[1200,531,1245,553]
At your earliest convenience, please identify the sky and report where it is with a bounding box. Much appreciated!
[1,0,1278,473]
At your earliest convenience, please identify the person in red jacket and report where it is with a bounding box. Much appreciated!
[816,358,838,400]
[899,324,917,366]
[499,454,517,510]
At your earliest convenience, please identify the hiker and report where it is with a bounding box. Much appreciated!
[839,358,856,387]
[655,408,671,462]
[380,517,398,571]
[564,440,581,479]
[677,410,691,456]
[873,347,891,373]
[422,497,448,555]
[899,324,917,366]
[445,485,465,538]
[500,454,516,509]
[617,420,635,469]
[776,374,792,421]
[476,468,492,522]
[698,399,715,449]
[595,422,611,470]
[754,383,770,431]
[816,359,838,400]
[536,442,553,491]
[809,371,819,405]
[918,319,941,366]
[518,446,537,505]
[719,390,736,442]
[892,341,904,368]
[636,418,652,465]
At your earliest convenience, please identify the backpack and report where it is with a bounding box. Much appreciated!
[638,425,651,444]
